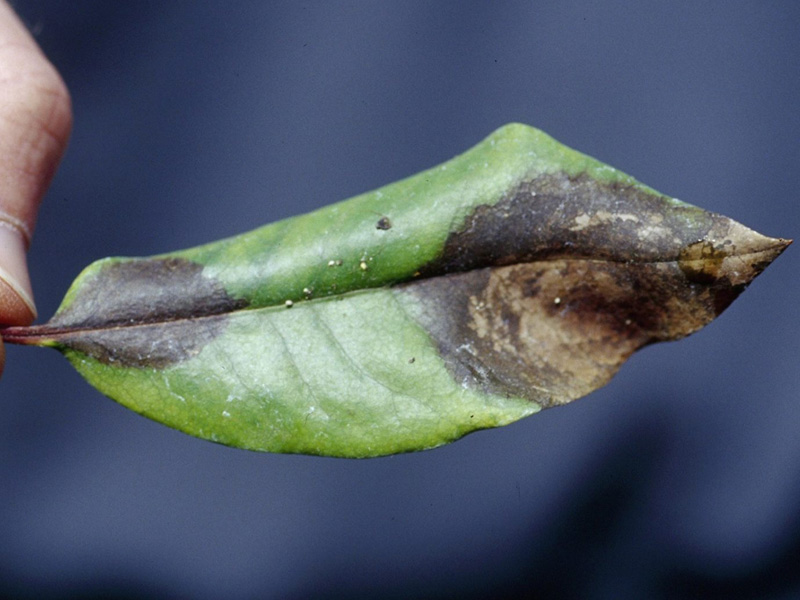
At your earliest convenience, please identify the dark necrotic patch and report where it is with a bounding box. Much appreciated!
[418,172,714,277]
[58,317,228,369]
[47,257,248,368]
[51,257,248,329]
[398,258,728,408]
[396,268,503,397]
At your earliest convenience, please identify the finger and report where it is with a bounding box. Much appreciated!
[0,1,72,325]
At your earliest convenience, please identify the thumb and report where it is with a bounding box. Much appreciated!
[0,0,72,325]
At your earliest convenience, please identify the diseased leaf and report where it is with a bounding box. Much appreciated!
[2,124,789,457]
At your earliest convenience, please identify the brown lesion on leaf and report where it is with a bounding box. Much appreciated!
[402,171,790,407]
[398,254,774,408]
[5,257,248,368]
[54,317,230,369]
[51,257,248,329]
[418,172,722,276]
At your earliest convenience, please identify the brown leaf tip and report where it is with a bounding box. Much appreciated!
[679,218,790,288]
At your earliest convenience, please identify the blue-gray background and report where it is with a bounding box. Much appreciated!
[2,2,797,598]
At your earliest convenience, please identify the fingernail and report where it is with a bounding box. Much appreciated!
[0,225,35,325]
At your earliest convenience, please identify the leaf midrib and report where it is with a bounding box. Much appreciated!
[0,241,787,346]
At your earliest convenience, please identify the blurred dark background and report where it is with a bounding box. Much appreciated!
[1,1,798,598]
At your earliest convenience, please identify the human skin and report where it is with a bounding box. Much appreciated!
[0,0,72,372]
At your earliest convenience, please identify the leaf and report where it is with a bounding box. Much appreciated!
[2,124,789,457]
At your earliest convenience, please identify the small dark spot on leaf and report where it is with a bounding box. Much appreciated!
[376,217,392,230]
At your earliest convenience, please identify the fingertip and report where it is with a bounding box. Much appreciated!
[0,274,34,325]
[0,225,35,325]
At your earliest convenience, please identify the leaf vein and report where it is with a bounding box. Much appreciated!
[265,316,322,408]
[310,303,405,398]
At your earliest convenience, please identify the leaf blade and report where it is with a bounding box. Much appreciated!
[3,124,789,456]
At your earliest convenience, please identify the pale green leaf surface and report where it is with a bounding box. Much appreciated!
[64,289,537,456]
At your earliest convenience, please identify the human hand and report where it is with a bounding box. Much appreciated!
[0,1,72,369]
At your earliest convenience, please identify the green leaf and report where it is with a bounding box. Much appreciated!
[3,124,789,457]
